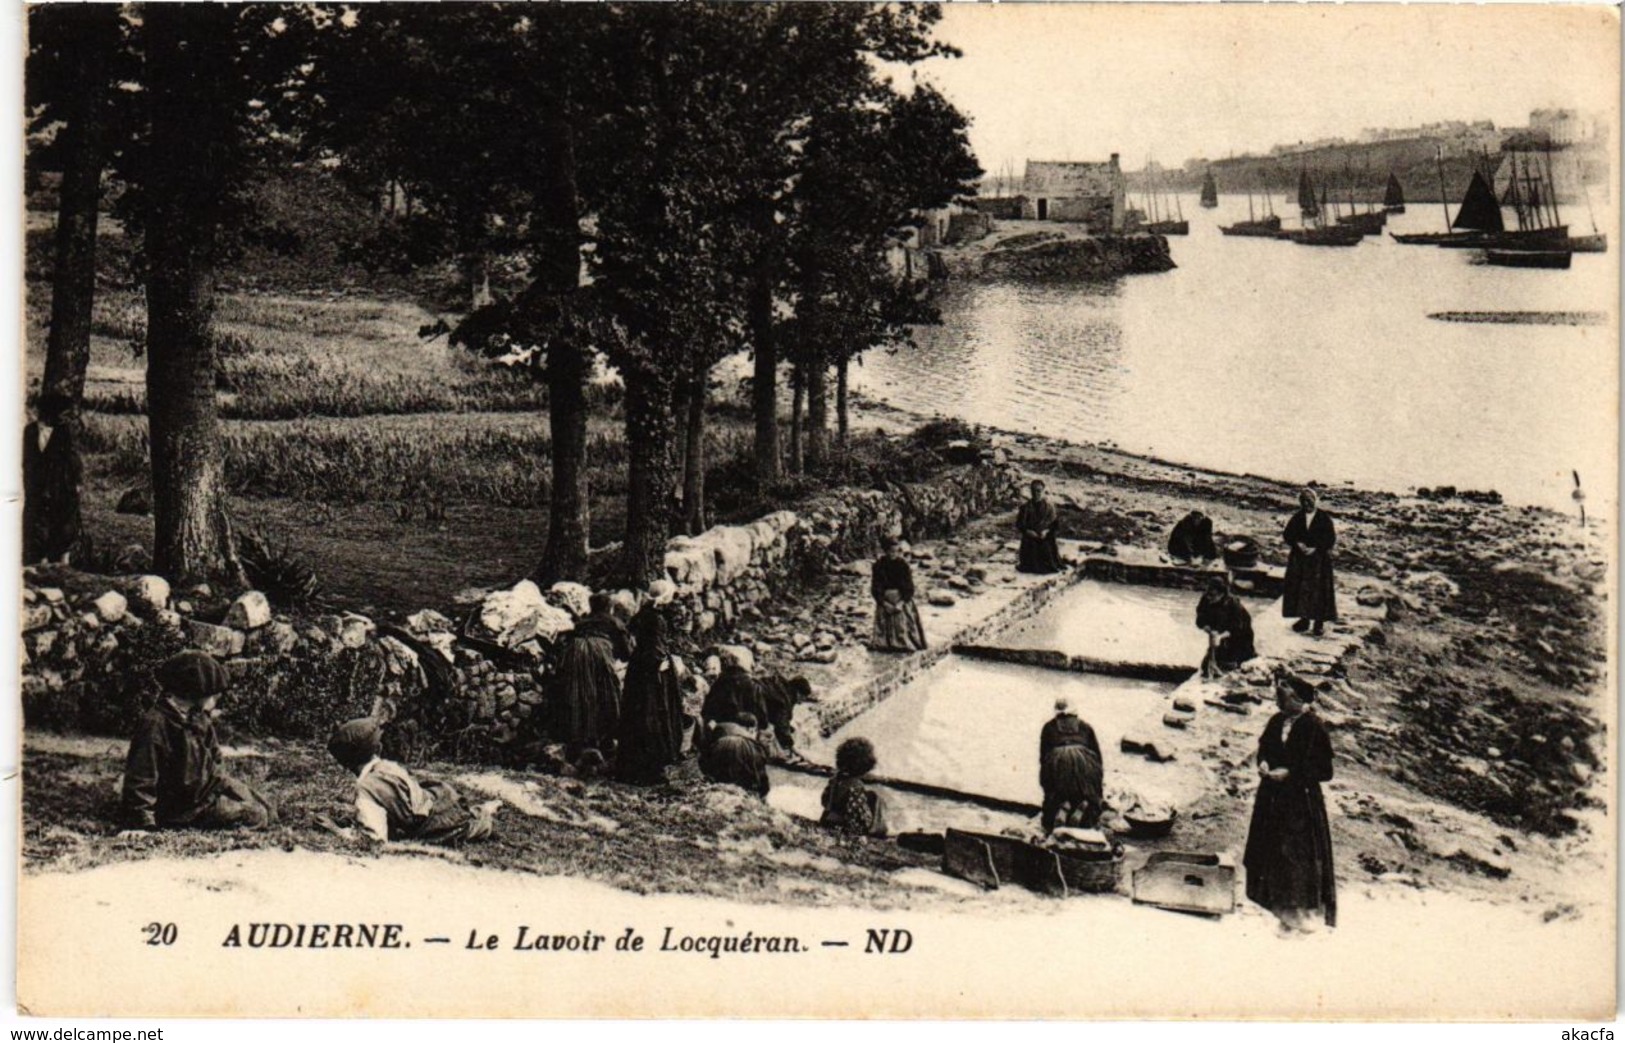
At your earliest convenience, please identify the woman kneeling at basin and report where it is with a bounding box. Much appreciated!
[820,737,889,838]
[1196,576,1256,677]
[871,536,927,652]
[1039,698,1104,833]
[1243,672,1337,932]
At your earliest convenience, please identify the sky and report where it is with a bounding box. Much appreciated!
[907,4,1619,177]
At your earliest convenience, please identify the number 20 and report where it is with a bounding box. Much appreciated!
[143,922,177,946]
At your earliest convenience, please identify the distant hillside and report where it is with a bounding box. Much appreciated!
[1135,137,1609,205]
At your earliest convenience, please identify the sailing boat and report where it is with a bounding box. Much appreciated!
[1567,152,1607,253]
[1483,146,1572,267]
[1200,169,1219,208]
[1439,148,1567,250]
[1141,164,1189,235]
[1220,176,1282,237]
[1280,172,1362,246]
[1383,172,1406,213]
[1336,165,1387,235]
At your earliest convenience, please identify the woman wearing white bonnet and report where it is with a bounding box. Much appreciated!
[613,576,686,783]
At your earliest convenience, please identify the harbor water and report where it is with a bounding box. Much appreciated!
[855,194,1616,513]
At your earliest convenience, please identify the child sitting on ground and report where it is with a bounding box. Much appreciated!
[325,716,497,844]
[120,650,278,832]
[819,737,889,838]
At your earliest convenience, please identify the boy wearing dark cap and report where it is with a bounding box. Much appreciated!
[120,650,277,831]
[326,716,497,844]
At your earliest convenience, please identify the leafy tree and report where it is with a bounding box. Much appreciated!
[23,4,124,563]
[302,4,602,582]
[787,79,980,472]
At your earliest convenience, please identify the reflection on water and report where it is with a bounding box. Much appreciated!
[855,196,1616,511]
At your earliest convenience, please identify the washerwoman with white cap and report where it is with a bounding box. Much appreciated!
[615,578,687,783]
[1038,697,1104,833]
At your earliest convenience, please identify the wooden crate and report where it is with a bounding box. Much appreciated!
[1131,851,1237,916]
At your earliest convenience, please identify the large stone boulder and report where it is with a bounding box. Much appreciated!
[187,620,245,658]
[477,580,574,649]
[92,591,128,625]
[226,590,273,630]
[546,581,593,618]
[709,527,755,586]
[665,537,718,592]
[125,575,171,614]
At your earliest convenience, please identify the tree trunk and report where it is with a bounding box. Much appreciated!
[536,343,590,583]
[836,355,850,450]
[805,351,828,472]
[143,5,243,586]
[789,363,804,475]
[531,89,590,583]
[27,5,117,564]
[619,370,679,586]
[682,366,708,536]
[748,209,780,488]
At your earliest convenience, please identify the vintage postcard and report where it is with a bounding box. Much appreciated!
[13,0,1619,1021]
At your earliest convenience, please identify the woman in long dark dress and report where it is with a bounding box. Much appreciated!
[1196,576,1256,677]
[553,593,630,759]
[1038,698,1104,832]
[1283,487,1338,636]
[1016,480,1062,574]
[615,579,686,783]
[871,536,927,652]
[1243,672,1337,931]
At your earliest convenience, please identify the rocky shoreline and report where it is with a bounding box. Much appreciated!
[21,397,1612,921]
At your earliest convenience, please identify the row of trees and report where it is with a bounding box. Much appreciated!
[26,3,980,588]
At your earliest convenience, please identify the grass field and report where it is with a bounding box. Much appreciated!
[25,223,903,614]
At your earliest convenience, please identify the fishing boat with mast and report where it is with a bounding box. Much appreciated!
[1479,145,1572,267]
[1220,176,1282,237]
[1440,147,1568,250]
[1200,169,1219,208]
[1383,171,1406,213]
[1335,166,1387,235]
[1391,147,1495,245]
[1138,164,1189,235]
[1564,152,1607,253]
[1278,171,1363,246]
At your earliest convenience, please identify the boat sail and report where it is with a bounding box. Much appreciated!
[1296,167,1319,219]
[1383,172,1406,213]
[1452,170,1504,234]
[1200,169,1218,208]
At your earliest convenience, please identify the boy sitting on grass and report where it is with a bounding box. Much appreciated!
[323,716,498,844]
[119,650,278,832]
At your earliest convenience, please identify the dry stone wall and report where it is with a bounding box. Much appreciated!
[22,461,1023,763]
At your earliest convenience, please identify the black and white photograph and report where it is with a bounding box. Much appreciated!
[11,0,1619,1021]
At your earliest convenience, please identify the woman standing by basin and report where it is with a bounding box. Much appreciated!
[1244,672,1337,932]
[1283,487,1338,637]
[871,536,927,652]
